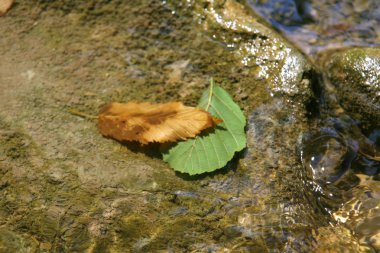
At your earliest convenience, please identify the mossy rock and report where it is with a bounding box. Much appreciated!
[324,47,380,128]
[0,229,38,253]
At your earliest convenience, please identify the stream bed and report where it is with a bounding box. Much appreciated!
[0,0,378,252]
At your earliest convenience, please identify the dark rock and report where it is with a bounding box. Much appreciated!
[249,0,380,55]
[324,47,380,128]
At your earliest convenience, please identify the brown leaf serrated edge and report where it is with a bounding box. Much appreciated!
[0,0,14,17]
[98,101,222,144]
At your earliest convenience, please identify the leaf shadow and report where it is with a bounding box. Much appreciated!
[195,124,226,135]
[109,123,241,180]
[157,127,219,157]
[214,125,227,131]
[116,140,163,159]
[116,128,217,158]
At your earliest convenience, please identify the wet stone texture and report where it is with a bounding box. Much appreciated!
[323,47,380,129]
[0,0,378,252]
[248,0,380,55]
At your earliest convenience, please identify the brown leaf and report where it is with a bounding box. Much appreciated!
[0,0,13,17]
[98,102,222,144]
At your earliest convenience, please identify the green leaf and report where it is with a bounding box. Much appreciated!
[162,79,246,175]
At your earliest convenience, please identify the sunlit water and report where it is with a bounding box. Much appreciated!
[247,0,380,250]
[248,0,380,55]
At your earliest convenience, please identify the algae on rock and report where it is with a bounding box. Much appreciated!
[0,0,373,252]
[323,47,380,129]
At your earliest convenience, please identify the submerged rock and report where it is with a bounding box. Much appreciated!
[0,229,38,252]
[0,0,371,252]
[249,0,380,55]
[192,1,362,251]
[302,130,351,184]
[323,47,380,128]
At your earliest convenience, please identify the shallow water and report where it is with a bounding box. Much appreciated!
[248,0,380,55]
[249,0,380,250]
[0,0,379,252]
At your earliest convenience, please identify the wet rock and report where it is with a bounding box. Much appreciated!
[323,47,380,128]
[199,0,313,104]
[0,0,366,252]
[314,226,364,253]
[223,225,243,238]
[249,0,380,54]
[0,229,38,252]
[165,59,190,84]
[369,232,380,251]
[332,174,380,251]
[240,99,324,251]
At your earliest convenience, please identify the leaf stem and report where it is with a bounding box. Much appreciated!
[68,108,98,119]
[205,78,214,111]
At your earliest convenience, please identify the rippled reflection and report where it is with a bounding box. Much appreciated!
[248,0,380,54]
[301,118,379,250]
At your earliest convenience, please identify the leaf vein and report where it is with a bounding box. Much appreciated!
[210,105,239,147]
[200,139,211,170]
[213,92,244,123]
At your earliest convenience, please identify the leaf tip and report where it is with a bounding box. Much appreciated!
[212,117,223,125]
